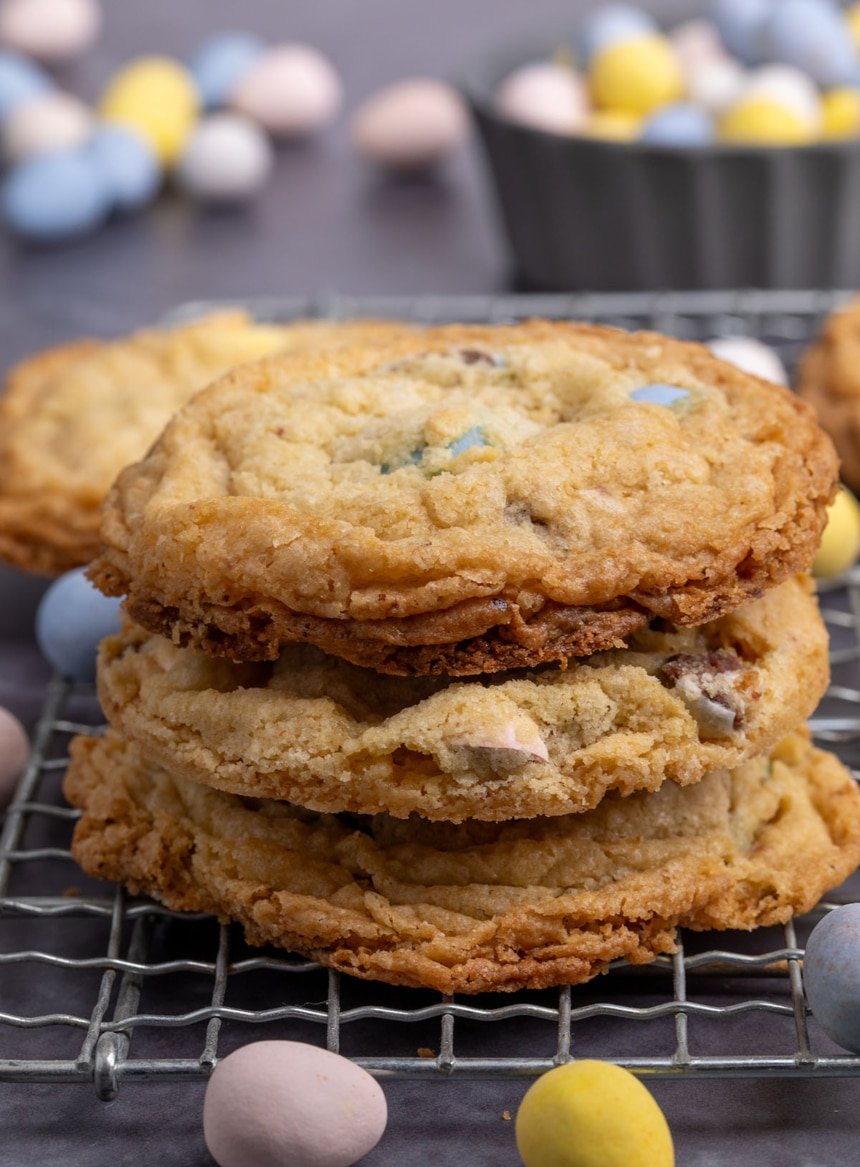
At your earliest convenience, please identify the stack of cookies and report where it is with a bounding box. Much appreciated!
[62,320,860,994]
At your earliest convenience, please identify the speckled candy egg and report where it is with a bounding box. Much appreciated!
[760,0,857,89]
[719,94,812,143]
[175,112,273,202]
[352,78,468,169]
[100,56,199,165]
[495,62,589,135]
[590,34,684,116]
[516,1060,674,1167]
[804,904,860,1051]
[203,1041,387,1167]
[670,19,726,75]
[189,30,265,110]
[640,103,714,146]
[742,64,822,132]
[812,486,860,577]
[35,566,121,679]
[230,43,341,137]
[584,109,641,139]
[710,0,776,64]
[0,0,100,64]
[3,147,109,239]
[3,91,93,162]
[87,123,160,212]
[707,335,788,383]
[0,705,29,808]
[0,49,49,120]
[576,4,656,66]
[822,87,860,137]
[687,56,746,115]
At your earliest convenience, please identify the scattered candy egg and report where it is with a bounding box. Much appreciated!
[230,43,342,138]
[584,109,641,140]
[822,87,860,137]
[590,34,684,116]
[189,30,266,110]
[687,56,746,115]
[670,19,726,76]
[707,335,788,383]
[0,0,100,63]
[576,4,656,67]
[175,112,273,202]
[3,90,92,162]
[87,123,160,212]
[804,904,860,1052]
[495,62,589,135]
[760,0,857,89]
[352,78,468,169]
[203,1041,387,1167]
[710,0,776,64]
[35,566,121,679]
[0,705,29,809]
[0,48,49,120]
[100,56,199,165]
[812,486,860,577]
[742,64,822,132]
[719,95,812,144]
[516,1060,674,1167]
[640,103,714,146]
[630,383,689,405]
[3,147,109,239]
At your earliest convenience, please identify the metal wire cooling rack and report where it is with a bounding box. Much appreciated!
[3,289,860,1100]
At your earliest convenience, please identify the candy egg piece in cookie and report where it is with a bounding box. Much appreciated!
[3,91,93,163]
[351,78,468,169]
[203,1041,387,1167]
[0,0,101,64]
[590,33,684,116]
[87,123,160,212]
[707,336,787,383]
[230,43,342,137]
[0,706,28,808]
[629,383,689,405]
[495,62,589,135]
[804,905,860,1053]
[3,147,110,239]
[175,112,273,202]
[812,486,860,578]
[516,1060,674,1167]
[189,30,265,110]
[35,566,122,681]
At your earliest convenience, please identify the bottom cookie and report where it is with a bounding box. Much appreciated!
[65,730,860,995]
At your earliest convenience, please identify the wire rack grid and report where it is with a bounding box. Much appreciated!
[3,289,860,1100]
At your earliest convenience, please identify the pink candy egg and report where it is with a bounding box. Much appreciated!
[496,61,589,136]
[351,78,468,169]
[0,705,29,808]
[230,43,342,137]
[0,0,100,64]
[3,90,92,162]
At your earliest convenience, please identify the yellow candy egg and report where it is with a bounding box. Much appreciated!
[583,110,641,140]
[516,1060,674,1167]
[590,34,683,116]
[813,486,860,578]
[719,96,811,145]
[100,57,199,164]
[847,5,860,53]
[822,89,860,139]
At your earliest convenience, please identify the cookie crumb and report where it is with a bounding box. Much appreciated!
[417,1047,435,1059]
[502,1110,511,1121]
[62,886,80,897]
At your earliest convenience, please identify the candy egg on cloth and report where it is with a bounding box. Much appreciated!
[640,103,714,146]
[759,0,858,89]
[719,94,812,144]
[87,123,160,212]
[230,43,341,137]
[741,64,822,133]
[804,905,860,1052]
[189,30,265,110]
[202,1041,387,1167]
[0,0,100,64]
[495,62,589,135]
[516,1060,674,1167]
[352,78,468,169]
[3,90,92,162]
[590,34,683,116]
[710,0,776,64]
[175,112,273,202]
[0,49,49,119]
[100,56,198,165]
[707,335,788,383]
[3,147,109,239]
[0,706,28,809]
[812,486,860,578]
[576,4,656,67]
[35,566,121,680]
[687,56,746,115]
[821,87,860,137]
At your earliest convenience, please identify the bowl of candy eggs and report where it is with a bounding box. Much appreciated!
[468,0,860,290]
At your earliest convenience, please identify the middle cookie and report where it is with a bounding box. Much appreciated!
[99,575,827,822]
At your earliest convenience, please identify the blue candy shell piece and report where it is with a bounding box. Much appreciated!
[448,426,487,456]
[804,904,860,1053]
[710,0,776,64]
[577,4,656,65]
[3,150,111,242]
[640,103,714,146]
[630,384,690,405]
[759,0,858,88]
[0,50,51,121]
[88,125,161,213]
[190,31,266,109]
[35,568,123,682]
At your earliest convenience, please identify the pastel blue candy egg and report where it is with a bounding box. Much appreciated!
[640,103,714,146]
[87,124,161,213]
[760,0,857,88]
[804,904,860,1053]
[630,384,689,405]
[710,0,776,64]
[35,568,122,682]
[3,149,111,241]
[189,31,266,109]
[449,426,487,455]
[0,49,51,120]
[577,4,656,66]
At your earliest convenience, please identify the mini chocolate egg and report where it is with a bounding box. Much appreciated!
[3,90,92,162]
[742,64,822,132]
[590,33,684,116]
[35,567,121,680]
[3,147,109,239]
[822,87,860,137]
[687,56,746,115]
[719,94,811,144]
[0,48,49,120]
[707,335,788,383]
[640,102,714,146]
[804,905,860,1053]
[516,1060,674,1167]
[584,109,641,140]
[100,56,199,165]
[230,43,341,137]
[576,4,656,67]
[0,705,29,809]
[495,62,589,135]
[87,123,160,211]
[202,1041,387,1167]
[0,0,100,64]
[812,486,860,578]
[760,0,857,89]
[710,0,776,64]
[189,30,265,110]
[670,19,727,76]
[352,78,468,169]
[175,112,273,202]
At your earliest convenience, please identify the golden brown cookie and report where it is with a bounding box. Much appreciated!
[65,729,860,995]
[97,576,828,822]
[90,321,837,673]
[798,297,860,493]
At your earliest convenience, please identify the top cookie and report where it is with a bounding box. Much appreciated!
[91,320,837,673]
[797,297,860,493]
[0,312,410,575]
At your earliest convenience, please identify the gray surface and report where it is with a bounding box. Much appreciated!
[2,2,860,1164]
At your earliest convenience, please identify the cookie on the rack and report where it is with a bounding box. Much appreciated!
[89,320,837,673]
[798,297,860,493]
[65,729,860,995]
[97,576,828,822]
[0,312,410,576]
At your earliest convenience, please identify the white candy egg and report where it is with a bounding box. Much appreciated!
[495,61,589,136]
[0,0,100,63]
[708,336,788,384]
[741,64,822,132]
[4,90,92,162]
[175,112,273,202]
[203,1041,387,1167]
[0,705,28,808]
[230,43,342,137]
[670,19,727,76]
[687,57,746,115]
[351,78,468,169]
